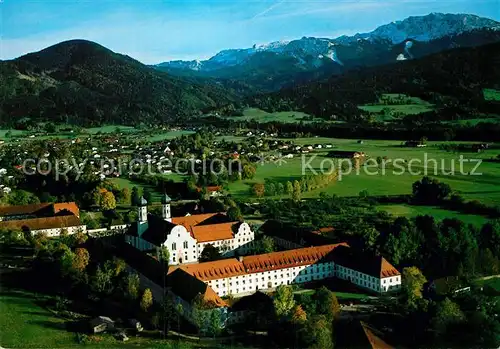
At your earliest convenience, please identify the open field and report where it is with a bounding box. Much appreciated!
[222,108,331,124]
[376,204,489,226]
[484,88,500,101]
[226,138,500,206]
[147,130,195,142]
[0,290,169,348]
[358,93,434,120]
[85,125,136,134]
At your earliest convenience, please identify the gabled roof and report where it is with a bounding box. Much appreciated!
[0,203,51,217]
[171,243,348,281]
[168,269,227,308]
[333,245,400,278]
[139,214,177,246]
[360,322,394,349]
[190,222,240,243]
[0,215,82,232]
[53,202,80,217]
[242,243,348,273]
[171,258,247,281]
[171,213,220,230]
[336,320,394,349]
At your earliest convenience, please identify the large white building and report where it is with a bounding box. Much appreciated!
[125,195,255,265]
[169,243,401,298]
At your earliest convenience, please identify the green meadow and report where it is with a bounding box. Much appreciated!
[226,138,500,206]
[222,108,329,124]
[483,88,500,101]
[358,93,435,120]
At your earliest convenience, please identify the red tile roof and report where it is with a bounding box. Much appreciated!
[242,243,349,273]
[53,202,80,217]
[361,321,394,349]
[0,215,82,232]
[170,258,247,281]
[0,203,51,217]
[172,243,348,281]
[190,222,239,243]
[171,213,219,230]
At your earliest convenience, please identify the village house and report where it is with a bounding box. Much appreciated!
[125,195,255,265]
[0,202,86,237]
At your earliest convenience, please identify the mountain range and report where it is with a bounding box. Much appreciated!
[0,12,499,126]
[155,13,500,90]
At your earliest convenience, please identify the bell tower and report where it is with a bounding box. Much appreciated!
[161,193,172,222]
[138,196,148,222]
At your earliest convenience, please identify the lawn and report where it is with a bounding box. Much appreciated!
[0,290,166,348]
[147,130,195,142]
[358,93,434,120]
[226,137,500,206]
[483,88,500,101]
[222,108,329,124]
[0,290,238,349]
[85,125,136,134]
[376,204,489,226]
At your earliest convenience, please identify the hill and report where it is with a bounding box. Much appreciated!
[0,40,236,126]
[249,42,500,122]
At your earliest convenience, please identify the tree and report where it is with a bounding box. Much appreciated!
[313,286,340,322]
[119,188,131,204]
[292,180,301,202]
[100,191,116,211]
[255,236,275,254]
[131,187,141,206]
[253,183,265,198]
[72,248,90,273]
[412,176,451,204]
[432,298,465,335]
[143,188,153,204]
[286,181,293,195]
[273,285,295,319]
[140,288,153,313]
[71,230,88,246]
[227,206,243,221]
[126,273,140,300]
[207,310,223,337]
[298,315,334,349]
[199,244,222,262]
[291,304,307,324]
[92,264,113,295]
[158,246,170,264]
[401,266,427,310]
[242,164,256,180]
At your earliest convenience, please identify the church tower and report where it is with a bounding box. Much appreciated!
[138,196,148,222]
[161,193,172,222]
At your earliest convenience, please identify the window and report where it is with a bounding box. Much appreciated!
[172,242,176,250]
[183,241,188,248]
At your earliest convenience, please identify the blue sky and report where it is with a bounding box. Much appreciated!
[1,0,499,64]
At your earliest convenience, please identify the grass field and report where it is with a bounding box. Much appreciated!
[377,204,489,226]
[359,93,434,120]
[0,290,234,348]
[484,88,500,101]
[227,138,500,206]
[147,130,195,142]
[85,125,136,134]
[222,108,330,124]
[0,290,164,348]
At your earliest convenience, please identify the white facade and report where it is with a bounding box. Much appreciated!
[32,224,87,237]
[205,261,336,298]
[336,265,401,293]
[126,220,255,265]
